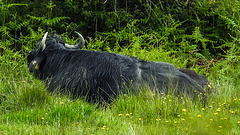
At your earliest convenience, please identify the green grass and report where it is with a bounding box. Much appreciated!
[1,81,240,134]
[0,47,240,135]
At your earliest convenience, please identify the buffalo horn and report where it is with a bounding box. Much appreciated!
[65,31,85,49]
[37,32,48,52]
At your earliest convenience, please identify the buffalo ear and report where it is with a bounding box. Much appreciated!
[28,56,45,72]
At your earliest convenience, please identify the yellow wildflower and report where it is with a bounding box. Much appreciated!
[182,109,187,112]
[118,114,123,116]
[197,115,202,118]
[207,84,212,89]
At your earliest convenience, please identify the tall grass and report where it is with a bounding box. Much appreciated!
[1,69,239,134]
[1,39,240,134]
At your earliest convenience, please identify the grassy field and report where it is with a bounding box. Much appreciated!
[1,0,240,134]
[0,44,240,135]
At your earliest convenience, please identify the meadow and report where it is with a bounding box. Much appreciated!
[1,0,240,134]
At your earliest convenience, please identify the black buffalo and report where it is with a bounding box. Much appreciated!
[27,32,209,102]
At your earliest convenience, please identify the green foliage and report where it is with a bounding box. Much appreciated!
[1,0,240,60]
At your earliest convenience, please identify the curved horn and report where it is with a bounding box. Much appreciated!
[65,31,85,49]
[37,32,48,52]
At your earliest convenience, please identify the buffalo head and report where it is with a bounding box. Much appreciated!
[27,31,85,73]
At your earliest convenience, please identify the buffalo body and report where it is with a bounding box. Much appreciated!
[27,32,208,102]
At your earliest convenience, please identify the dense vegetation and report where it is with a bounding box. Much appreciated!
[1,0,240,134]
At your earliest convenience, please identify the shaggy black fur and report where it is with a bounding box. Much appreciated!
[27,34,208,102]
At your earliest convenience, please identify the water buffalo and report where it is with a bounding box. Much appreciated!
[27,32,208,102]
